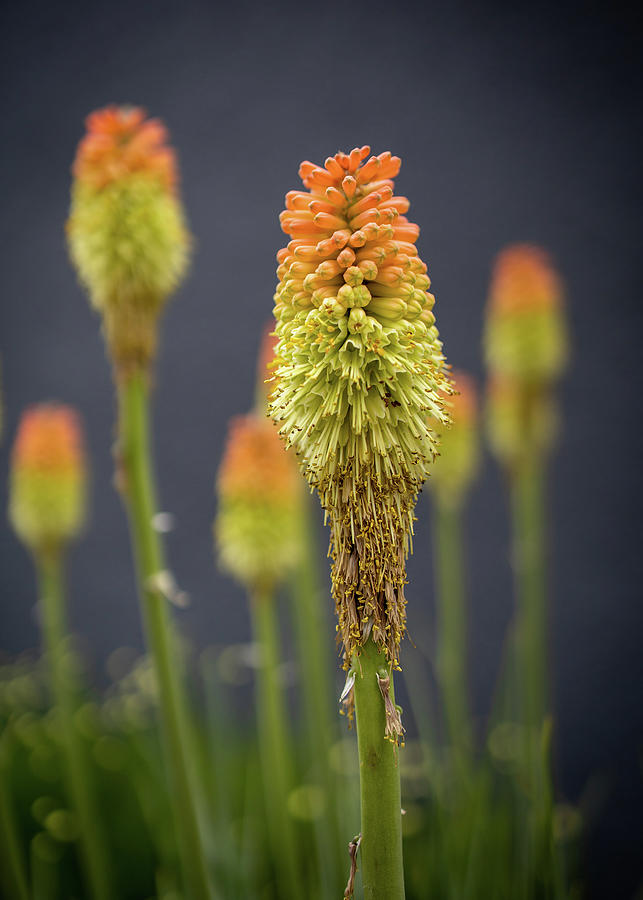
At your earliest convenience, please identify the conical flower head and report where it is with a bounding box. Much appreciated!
[428,371,479,507]
[67,106,191,373]
[270,146,450,667]
[484,244,567,383]
[9,405,87,554]
[215,413,302,592]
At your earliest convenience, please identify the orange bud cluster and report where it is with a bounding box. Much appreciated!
[9,405,87,553]
[275,145,434,329]
[73,106,177,192]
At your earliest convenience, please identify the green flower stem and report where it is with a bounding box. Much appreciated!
[36,549,112,900]
[0,736,29,900]
[289,495,343,896]
[510,453,547,734]
[251,584,301,898]
[353,638,405,900]
[433,500,473,764]
[117,370,213,900]
[511,452,564,895]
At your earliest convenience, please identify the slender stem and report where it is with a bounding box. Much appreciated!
[511,454,547,732]
[117,370,213,900]
[36,549,112,900]
[511,452,565,894]
[289,494,343,895]
[251,584,301,897]
[353,638,405,900]
[433,500,473,763]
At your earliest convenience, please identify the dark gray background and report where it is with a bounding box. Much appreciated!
[1,1,641,896]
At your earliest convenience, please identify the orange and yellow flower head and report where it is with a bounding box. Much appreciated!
[67,105,191,373]
[9,405,87,554]
[484,245,567,383]
[270,146,451,667]
[215,414,302,592]
[429,371,479,507]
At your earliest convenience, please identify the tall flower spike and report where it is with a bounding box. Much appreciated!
[9,405,87,554]
[428,371,479,508]
[270,147,451,668]
[216,413,302,593]
[67,106,191,375]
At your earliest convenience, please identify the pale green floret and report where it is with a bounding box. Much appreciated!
[271,298,450,665]
[9,470,85,553]
[273,303,449,487]
[216,499,301,592]
[484,307,567,383]
[67,176,190,314]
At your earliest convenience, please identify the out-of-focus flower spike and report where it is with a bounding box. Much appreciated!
[484,245,568,466]
[9,405,87,555]
[67,105,191,377]
[484,244,567,383]
[428,371,479,508]
[215,414,302,593]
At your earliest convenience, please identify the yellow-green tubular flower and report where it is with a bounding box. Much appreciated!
[215,414,302,593]
[428,371,479,508]
[9,405,87,555]
[66,106,191,375]
[270,147,451,669]
[484,245,567,465]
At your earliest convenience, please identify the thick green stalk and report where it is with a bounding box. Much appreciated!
[251,585,301,897]
[433,500,473,763]
[36,549,112,900]
[353,638,405,900]
[289,494,343,896]
[117,370,213,900]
